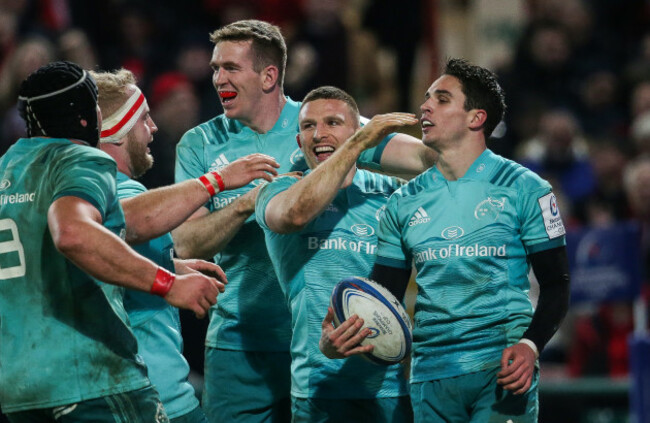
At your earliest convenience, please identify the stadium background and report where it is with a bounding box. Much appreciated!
[1,0,649,422]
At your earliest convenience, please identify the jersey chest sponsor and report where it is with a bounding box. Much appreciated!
[307,235,377,255]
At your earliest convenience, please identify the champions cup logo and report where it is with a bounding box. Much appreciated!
[550,194,559,216]
[474,197,506,221]
[0,179,10,191]
[351,224,375,237]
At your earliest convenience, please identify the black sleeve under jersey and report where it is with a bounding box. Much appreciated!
[523,246,571,353]
[370,263,411,301]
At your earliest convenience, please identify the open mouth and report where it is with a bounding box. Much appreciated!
[219,91,237,104]
[314,145,335,161]
[421,119,434,128]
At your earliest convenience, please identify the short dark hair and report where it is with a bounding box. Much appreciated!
[210,20,287,88]
[301,86,360,126]
[443,58,506,138]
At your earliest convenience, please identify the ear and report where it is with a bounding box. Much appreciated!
[468,109,487,131]
[295,133,302,149]
[261,65,280,91]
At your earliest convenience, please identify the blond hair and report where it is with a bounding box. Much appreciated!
[90,68,137,118]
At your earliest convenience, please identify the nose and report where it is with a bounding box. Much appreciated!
[312,123,325,142]
[213,68,226,86]
[420,99,431,115]
[148,116,158,137]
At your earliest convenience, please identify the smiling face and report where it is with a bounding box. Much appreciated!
[210,40,266,125]
[298,98,359,170]
[420,74,475,150]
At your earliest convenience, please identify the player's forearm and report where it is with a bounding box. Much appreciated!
[49,200,159,292]
[266,140,364,232]
[523,246,571,353]
[121,179,211,244]
[378,133,437,179]
[172,192,255,259]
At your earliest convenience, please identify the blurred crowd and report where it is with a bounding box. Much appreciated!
[1,0,649,382]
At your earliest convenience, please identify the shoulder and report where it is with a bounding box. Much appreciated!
[356,169,406,196]
[55,143,117,172]
[393,168,433,198]
[487,154,550,192]
[178,115,237,148]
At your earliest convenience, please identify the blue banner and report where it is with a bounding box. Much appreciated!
[566,222,643,304]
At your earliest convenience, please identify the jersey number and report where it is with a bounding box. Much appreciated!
[0,218,26,280]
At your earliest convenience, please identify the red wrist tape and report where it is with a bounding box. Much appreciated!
[198,175,216,196]
[151,267,176,297]
[210,171,225,192]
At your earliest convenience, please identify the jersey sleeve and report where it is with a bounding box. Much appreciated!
[376,193,411,269]
[356,116,396,171]
[518,179,567,255]
[116,177,146,200]
[51,150,118,221]
[254,175,300,231]
[175,127,206,183]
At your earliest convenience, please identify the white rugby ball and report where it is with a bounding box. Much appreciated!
[330,276,412,365]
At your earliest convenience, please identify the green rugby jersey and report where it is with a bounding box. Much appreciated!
[117,173,199,419]
[376,149,566,383]
[0,138,148,413]
[255,170,409,399]
[175,97,391,352]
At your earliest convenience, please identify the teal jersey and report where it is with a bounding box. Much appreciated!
[116,172,199,419]
[255,169,409,399]
[376,149,566,383]
[0,138,149,413]
[175,97,391,351]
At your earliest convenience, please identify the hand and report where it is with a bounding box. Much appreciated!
[352,113,419,151]
[220,153,280,189]
[497,343,537,395]
[234,171,303,215]
[164,273,223,319]
[173,258,227,289]
[319,307,374,359]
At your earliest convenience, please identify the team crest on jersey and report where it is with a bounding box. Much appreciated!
[474,197,506,221]
[209,153,230,171]
[290,147,304,165]
[375,205,386,221]
[0,179,10,191]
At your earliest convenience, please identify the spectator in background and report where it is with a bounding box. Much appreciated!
[0,35,55,155]
[140,72,200,189]
[174,33,222,122]
[285,0,397,116]
[58,28,98,71]
[516,109,596,223]
[630,111,650,156]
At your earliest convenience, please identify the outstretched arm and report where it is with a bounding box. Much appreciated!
[122,153,279,244]
[498,246,570,394]
[48,196,223,318]
[264,113,418,234]
[376,133,437,179]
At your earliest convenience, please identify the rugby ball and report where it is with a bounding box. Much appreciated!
[330,276,412,365]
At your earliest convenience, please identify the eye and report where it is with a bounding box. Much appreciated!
[300,122,314,130]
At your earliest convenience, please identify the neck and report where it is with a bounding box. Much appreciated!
[435,137,486,181]
[99,142,132,177]
[244,90,286,134]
